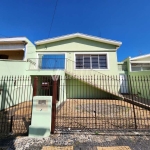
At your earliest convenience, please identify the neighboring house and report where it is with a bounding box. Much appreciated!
[121,54,150,99]
[0,37,27,60]
[126,54,150,74]
[0,37,36,110]
[0,37,36,76]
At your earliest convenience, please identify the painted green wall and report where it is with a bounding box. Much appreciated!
[117,62,128,75]
[66,51,118,76]
[36,37,117,52]
[0,61,28,76]
[129,71,150,99]
[0,73,66,111]
[124,57,150,99]
[66,77,119,99]
[25,38,37,59]
[0,76,33,110]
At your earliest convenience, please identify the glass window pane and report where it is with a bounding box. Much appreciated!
[99,55,106,59]
[100,66,107,69]
[91,55,98,69]
[99,59,106,63]
[142,67,150,71]
[131,67,141,71]
[84,56,90,69]
[99,55,107,69]
[142,63,150,71]
[76,55,83,69]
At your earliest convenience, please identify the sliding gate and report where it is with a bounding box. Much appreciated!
[55,75,150,132]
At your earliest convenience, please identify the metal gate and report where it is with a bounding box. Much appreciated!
[55,75,150,132]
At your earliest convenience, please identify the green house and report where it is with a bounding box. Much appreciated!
[121,54,150,99]
[0,33,149,110]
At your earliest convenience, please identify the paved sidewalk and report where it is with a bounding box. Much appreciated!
[0,131,150,150]
[42,146,131,150]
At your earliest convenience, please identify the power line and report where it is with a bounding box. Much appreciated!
[0,34,10,38]
[48,0,59,38]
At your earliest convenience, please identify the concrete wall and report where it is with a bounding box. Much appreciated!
[66,77,119,99]
[0,60,29,76]
[0,76,33,110]
[129,71,150,99]
[25,38,37,59]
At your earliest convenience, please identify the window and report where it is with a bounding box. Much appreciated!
[40,54,65,69]
[76,54,108,69]
[131,63,150,71]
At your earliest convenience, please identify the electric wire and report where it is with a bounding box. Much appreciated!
[47,0,59,38]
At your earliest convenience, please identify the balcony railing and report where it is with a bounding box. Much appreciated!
[27,58,65,70]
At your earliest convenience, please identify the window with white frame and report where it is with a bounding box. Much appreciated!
[131,63,150,71]
[76,54,108,69]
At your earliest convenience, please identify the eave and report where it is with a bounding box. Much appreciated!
[35,33,122,47]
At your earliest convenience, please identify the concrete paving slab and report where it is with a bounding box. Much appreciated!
[42,146,73,150]
[97,146,131,150]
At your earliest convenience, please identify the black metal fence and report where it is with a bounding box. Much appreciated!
[0,76,33,136]
[0,75,150,136]
[0,75,58,136]
[56,74,150,132]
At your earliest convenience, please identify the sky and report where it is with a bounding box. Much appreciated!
[0,0,150,61]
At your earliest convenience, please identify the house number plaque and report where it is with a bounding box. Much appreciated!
[36,100,48,111]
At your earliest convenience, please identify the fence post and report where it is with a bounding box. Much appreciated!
[129,75,137,130]
[33,76,38,96]
[9,115,13,133]
[51,77,57,134]
[30,76,38,126]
